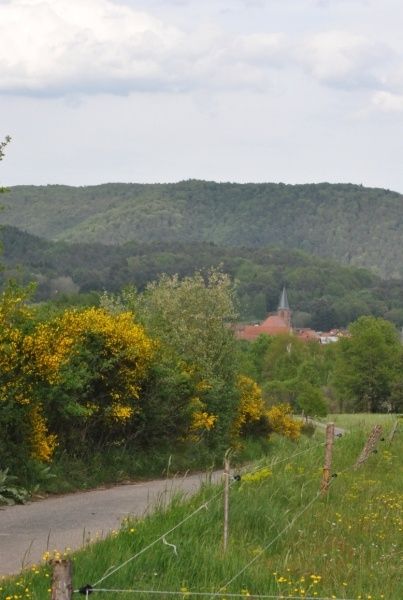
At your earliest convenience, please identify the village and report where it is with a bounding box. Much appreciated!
[235,287,346,344]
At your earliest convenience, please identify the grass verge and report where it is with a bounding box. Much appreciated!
[1,416,401,600]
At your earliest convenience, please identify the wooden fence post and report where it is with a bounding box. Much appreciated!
[320,423,335,494]
[223,450,231,553]
[51,559,72,600]
[354,424,383,469]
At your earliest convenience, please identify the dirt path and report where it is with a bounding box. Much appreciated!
[0,471,221,577]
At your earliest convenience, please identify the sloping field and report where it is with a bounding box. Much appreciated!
[1,416,401,600]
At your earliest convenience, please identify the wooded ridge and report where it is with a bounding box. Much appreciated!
[2,225,403,329]
[2,180,403,278]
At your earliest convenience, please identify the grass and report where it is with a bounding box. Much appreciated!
[20,438,273,496]
[329,413,399,433]
[1,416,401,600]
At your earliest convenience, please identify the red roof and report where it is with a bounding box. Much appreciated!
[296,328,319,341]
[237,315,290,340]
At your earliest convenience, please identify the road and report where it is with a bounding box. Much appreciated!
[306,418,346,437]
[0,470,221,577]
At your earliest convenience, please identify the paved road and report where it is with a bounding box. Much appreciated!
[0,471,221,576]
[305,418,347,437]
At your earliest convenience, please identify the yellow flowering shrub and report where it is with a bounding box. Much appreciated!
[191,410,217,431]
[188,396,218,441]
[232,375,265,437]
[23,308,154,392]
[29,404,58,462]
[265,403,302,440]
[1,305,156,461]
[107,403,135,422]
[233,377,301,441]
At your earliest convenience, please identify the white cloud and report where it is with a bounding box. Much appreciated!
[0,0,287,95]
[0,0,184,94]
[0,0,397,96]
[372,91,403,112]
[299,30,390,89]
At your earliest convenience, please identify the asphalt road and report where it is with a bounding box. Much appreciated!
[306,418,346,437]
[0,470,221,576]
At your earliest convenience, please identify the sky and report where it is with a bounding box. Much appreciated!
[1,0,403,190]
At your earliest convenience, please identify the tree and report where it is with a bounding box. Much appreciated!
[0,136,11,162]
[0,136,11,193]
[296,382,327,418]
[102,269,240,446]
[333,316,401,412]
[139,268,238,383]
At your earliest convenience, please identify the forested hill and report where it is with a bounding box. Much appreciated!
[2,225,403,330]
[2,181,403,278]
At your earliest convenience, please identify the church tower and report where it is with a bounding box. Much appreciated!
[277,287,292,329]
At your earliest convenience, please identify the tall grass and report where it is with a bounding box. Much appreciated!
[1,417,401,600]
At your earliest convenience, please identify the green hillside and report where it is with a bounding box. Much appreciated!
[2,180,403,277]
[2,225,403,330]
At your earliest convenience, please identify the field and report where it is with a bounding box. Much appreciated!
[1,415,402,600]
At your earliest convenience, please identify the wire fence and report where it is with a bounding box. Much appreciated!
[87,440,326,590]
[81,589,357,600]
[62,423,395,600]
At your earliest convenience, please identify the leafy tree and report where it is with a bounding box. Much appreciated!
[102,269,240,447]
[0,135,11,193]
[139,268,238,384]
[333,316,401,412]
[296,382,327,418]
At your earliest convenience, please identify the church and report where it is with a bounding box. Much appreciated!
[236,287,319,342]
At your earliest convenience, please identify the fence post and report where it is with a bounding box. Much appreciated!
[320,423,335,494]
[51,559,72,600]
[354,424,383,469]
[223,450,231,553]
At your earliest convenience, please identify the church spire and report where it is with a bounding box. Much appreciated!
[278,286,290,311]
[277,286,292,329]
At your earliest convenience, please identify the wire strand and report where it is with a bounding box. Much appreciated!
[77,588,356,600]
[91,440,326,588]
[92,501,210,587]
[213,489,323,596]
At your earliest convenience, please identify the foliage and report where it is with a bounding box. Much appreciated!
[333,316,402,412]
[4,225,403,329]
[1,269,301,490]
[233,375,301,441]
[0,135,11,194]
[296,382,327,418]
[233,375,266,438]
[138,269,238,381]
[0,468,29,505]
[266,403,302,440]
[27,307,156,451]
[0,284,38,469]
[0,288,156,471]
[0,136,11,162]
[102,269,240,448]
[3,180,403,279]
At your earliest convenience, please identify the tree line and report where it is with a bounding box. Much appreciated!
[0,271,301,494]
[2,226,403,330]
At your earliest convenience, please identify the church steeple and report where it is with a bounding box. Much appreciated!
[277,286,292,328]
[278,287,290,311]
